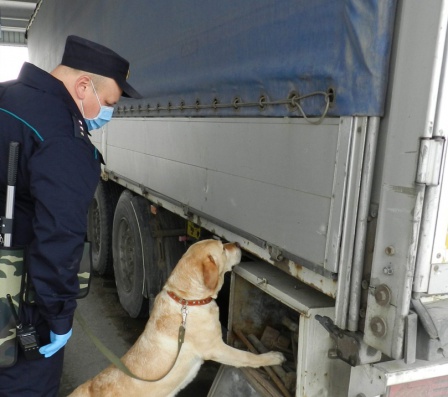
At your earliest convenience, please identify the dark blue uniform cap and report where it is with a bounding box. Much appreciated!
[61,35,142,99]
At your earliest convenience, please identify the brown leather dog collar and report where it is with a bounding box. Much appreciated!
[167,290,213,306]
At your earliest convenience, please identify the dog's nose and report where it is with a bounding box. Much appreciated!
[234,242,241,249]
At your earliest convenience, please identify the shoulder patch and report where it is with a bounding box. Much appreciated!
[72,115,88,139]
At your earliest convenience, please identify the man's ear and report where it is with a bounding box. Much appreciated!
[202,254,219,291]
[74,75,91,100]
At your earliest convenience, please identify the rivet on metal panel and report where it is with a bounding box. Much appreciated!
[385,246,395,256]
[374,284,391,306]
[383,266,394,275]
[370,316,387,338]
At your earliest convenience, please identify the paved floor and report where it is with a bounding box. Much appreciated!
[59,275,219,396]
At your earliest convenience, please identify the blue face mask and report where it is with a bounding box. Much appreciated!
[82,80,115,131]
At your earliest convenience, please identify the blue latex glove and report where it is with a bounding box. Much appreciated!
[39,329,73,358]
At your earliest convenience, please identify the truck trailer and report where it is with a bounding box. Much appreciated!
[24,0,448,396]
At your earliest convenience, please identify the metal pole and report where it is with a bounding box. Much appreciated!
[3,142,20,247]
[348,117,380,331]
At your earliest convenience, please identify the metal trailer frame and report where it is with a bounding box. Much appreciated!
[23,0,448,395]
[89,1,448,393]
[363,0,448,360]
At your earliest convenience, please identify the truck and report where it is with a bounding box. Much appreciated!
[23,0,448,396]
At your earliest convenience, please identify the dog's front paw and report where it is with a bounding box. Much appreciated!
[262,351,285,366]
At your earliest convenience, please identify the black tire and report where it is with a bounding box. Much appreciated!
[87,181,121,276]
[146,207,186,309]
[112,191,151,318]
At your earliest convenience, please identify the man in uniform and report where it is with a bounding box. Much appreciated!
[0,35,142,396]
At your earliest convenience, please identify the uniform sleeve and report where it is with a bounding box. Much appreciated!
[27,135,100,334]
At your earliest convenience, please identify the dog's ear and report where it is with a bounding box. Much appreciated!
[202,254,219,290]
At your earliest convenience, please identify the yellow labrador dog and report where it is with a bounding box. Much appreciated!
[69,239,285,397]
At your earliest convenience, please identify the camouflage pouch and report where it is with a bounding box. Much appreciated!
[0,247,25,368]
[24,242,93,304]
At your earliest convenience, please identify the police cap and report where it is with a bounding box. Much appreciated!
[61,35,142,99]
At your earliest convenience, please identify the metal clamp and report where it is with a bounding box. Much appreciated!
[0,216,13,234]
[181,304,189,328]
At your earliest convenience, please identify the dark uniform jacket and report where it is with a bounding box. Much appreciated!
[0,62,101,335]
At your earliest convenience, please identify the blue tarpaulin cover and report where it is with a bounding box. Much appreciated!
[28,0,397,117]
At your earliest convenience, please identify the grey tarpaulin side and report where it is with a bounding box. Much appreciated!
[27,0,397,117]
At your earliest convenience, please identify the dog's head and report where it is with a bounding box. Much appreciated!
[166,239,241,299]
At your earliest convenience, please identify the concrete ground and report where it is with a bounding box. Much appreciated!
[59,274,219,396]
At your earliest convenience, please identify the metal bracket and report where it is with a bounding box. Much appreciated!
[0,216,12,234]
[416,136,446,186]
[268,244,284,261]
[315,315,381,366]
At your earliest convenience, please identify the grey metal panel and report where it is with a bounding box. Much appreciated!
[233,262,334,316]
[103,117,351,273]
[417,20,448,294]
[364,0,448,358]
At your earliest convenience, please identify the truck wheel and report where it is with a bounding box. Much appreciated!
[87,181,120,275]
[147,207,186,309]
[112,190,150,318]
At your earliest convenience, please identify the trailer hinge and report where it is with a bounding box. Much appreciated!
[416,136,446,186]
[315,315,381,366]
